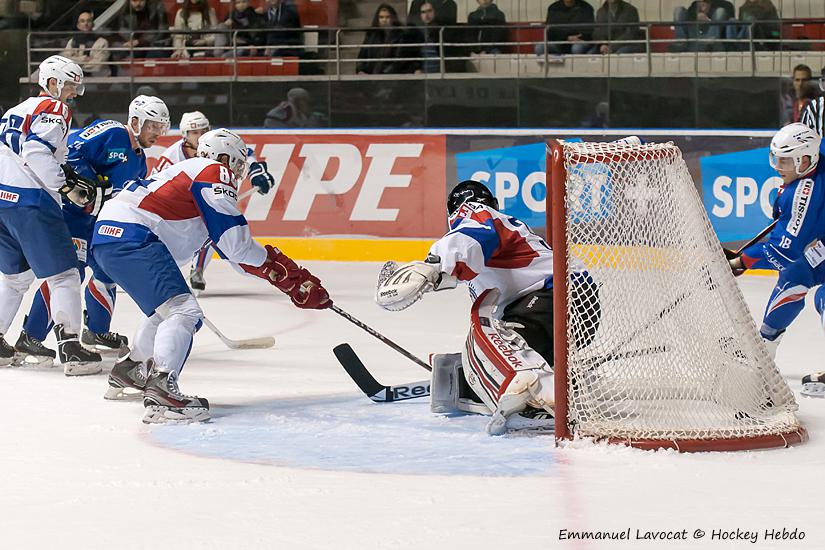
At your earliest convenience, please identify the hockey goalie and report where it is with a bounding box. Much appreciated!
[376,180,601,435]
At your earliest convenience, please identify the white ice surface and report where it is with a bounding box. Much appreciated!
[0,263,822,550]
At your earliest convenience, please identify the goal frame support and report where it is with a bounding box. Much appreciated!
[546,139,807,452]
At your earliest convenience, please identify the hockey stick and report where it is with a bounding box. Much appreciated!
[203,317,275,350]
[238,188,257,200]
[730,219,778,257]
[333,343,430,402]
[330,305,432,371]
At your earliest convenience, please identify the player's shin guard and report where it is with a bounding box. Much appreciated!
[131,313,162,364]
[46,268,83,335]
[152,293,203,377]
[23,281,53,342]
[0,270,35,335]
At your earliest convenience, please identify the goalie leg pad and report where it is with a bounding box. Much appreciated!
[431,353,489,415]
[463,289,555,434]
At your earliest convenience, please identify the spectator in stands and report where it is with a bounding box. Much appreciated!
[262,0,303,57]
[264,87,325,128]
[671,0,734,52]
[407,0,457,26]
[356,4,416,75]
[61,10,111,76]
[171,0,224,58]
[223,0,265,56]
[466,0,508,54]
[728,0,779,51]
[116,0,170,59]
[537,0,594,56]
[590,0,643,54]
[781,64,813,124]
[413,2,441,73]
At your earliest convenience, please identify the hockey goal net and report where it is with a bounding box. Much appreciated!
[547,139,806,451]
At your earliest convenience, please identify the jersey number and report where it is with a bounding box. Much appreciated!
[0,114,24,154]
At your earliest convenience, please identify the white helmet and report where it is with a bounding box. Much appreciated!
[38,55,84,99]
[179,111,210,137]
[128,95,170,137]
[770,123,821,176]
[197,128,248,183]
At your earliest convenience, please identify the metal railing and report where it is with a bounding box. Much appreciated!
[21,21,825,84]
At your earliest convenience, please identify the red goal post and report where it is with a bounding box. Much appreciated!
[546,139,807,452]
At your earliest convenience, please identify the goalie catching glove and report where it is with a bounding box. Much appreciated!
[241,245,331,309]
[59,165,112,216]
[375,256,457,311]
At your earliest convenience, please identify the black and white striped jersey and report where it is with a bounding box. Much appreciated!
[801,96,825,137]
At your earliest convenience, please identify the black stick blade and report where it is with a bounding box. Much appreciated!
[333,343,390,401]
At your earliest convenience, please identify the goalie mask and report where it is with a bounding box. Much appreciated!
[447,180,498,215]
[769,123,820,176]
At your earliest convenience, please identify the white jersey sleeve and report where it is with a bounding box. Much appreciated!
[191,163,267,267]
[21,98,71,192]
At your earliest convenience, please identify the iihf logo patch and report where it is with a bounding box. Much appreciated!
[98,225,123,238]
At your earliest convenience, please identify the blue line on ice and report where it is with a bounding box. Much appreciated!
[148,396,556,476]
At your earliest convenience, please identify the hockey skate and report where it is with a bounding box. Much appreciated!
[0,335,15,367]
[54,324,102,376]
[14,329,56,368]
[189,267,206,296]
[801,372,825,398]
[81,311,128,354]
[143,370,210,423]
[504,407,554,435]
[105,356,150,400]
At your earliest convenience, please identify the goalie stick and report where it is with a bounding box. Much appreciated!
[333,343,430,402]
[203,317,275,350]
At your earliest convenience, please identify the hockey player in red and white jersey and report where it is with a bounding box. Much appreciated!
[153,111,275,294]
[0,55,104,375]
[376,180,600,435]
[90,129,331,423]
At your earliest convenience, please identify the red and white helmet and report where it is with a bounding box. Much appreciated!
[179,111,210,137]
[38,55,84,99]
[197,128,248,183]
[128,95,170,136]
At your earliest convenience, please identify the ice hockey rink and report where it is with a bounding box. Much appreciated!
[0,261,822,550]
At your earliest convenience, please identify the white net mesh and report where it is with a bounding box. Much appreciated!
[554,140,803,446]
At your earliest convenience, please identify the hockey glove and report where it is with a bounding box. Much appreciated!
[60,165,99,209]
[723,249,746,277]
[240,245,304,293]
[290,274,332,310]
[248,161,275,195]
[84,175,113,217]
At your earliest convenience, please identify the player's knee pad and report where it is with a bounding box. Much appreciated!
[46,268,81,294]
[0,269,35,294]
[156,293,203,334]
[431,353,489,415]
[463,289,554,414]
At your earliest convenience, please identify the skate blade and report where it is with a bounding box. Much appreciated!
[0,356,14,368]
[14,352,55,369]
[64,362,103,376]
[142,405,210,424]
[85,345,124,356]
[801,382,825,398]
[104,386,144,401]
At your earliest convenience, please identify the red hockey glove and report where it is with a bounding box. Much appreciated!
[290,274,332,310]
[241,245,302,293]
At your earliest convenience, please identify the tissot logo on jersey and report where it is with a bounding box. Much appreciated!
[97,225,123,238]
[787,178,813,237]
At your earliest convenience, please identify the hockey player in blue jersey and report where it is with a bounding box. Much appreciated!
[13,95,170,366]
[725,124,825,397]
[0,55,107,375]
[727,123,825,276]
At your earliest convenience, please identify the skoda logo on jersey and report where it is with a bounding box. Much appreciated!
[213,186,237,200]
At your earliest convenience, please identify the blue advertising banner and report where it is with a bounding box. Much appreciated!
[455,142,548,228]
[700,147,781,243]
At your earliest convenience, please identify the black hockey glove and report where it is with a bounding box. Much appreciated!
[59,165,112,216]
[723,249,746,277]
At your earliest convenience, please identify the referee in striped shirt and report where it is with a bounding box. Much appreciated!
[801,66,825,137]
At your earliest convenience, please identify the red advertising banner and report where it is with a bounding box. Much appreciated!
[146,133,446,239]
